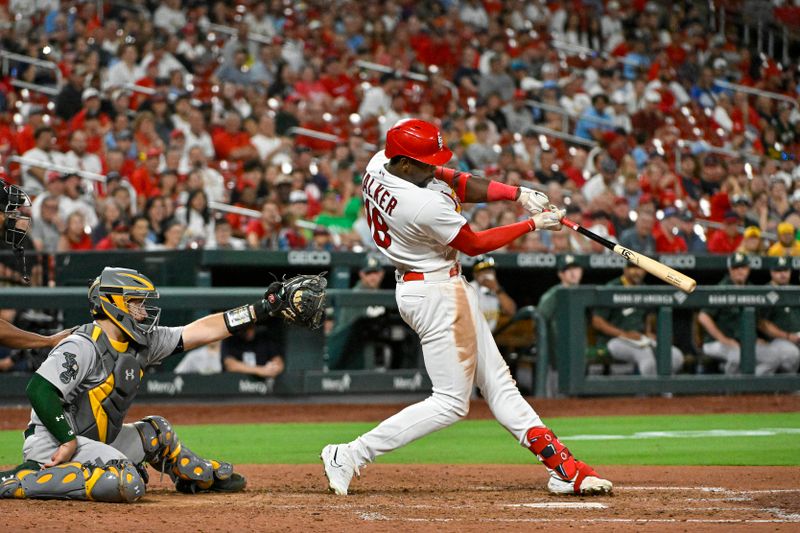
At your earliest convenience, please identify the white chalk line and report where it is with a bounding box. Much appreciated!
[358,516,800,524]
[686,497,753,502]
[505,502,608,509]
[623,486,800,494]
[560,427,800,441]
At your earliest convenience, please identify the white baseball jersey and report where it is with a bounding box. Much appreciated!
[362,151,465,273]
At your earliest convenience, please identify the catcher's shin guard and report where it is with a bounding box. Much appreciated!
[0,460,145,502]
[134,415,244,493]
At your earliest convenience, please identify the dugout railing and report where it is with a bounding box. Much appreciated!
[553,286,800,396]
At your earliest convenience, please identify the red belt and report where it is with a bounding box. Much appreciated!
[402,265,460,282]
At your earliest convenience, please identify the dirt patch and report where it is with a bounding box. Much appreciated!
[2,394,799,429]
[3,465,799,532]
[3,395,799,531]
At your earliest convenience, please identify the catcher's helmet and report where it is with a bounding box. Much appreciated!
[384,119,452,166]
[0,178,31,248]
[472,255,496,274]
[89,267,160,344]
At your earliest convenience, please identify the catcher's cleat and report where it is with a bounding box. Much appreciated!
[0,477,23,499]
[175,472,247,494]
[321,444,360,496]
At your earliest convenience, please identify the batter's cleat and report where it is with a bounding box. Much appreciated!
[547,461,613,496]
[321,444,360,496]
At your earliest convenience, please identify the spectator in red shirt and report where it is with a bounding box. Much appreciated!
[654,207,688,253]
[70,88,111,133]
[105,147,137,181]
[293,65,329,104]
[130,147,162,198]
[15,105,47,155]
[295,101,338,153]
[707,211,744,254]
[57,211,93,251]
[212,112,258,161]
[95,220,135,250]
[133,110,165,156]
[246,200,282,249]
[319,58,357,110]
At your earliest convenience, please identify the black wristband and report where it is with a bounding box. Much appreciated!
[223,304,256,334]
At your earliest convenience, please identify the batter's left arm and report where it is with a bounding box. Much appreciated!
[434,167,548,213]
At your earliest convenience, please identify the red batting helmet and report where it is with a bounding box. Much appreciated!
[384,119,452,166]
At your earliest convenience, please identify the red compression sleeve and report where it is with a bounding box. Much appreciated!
[434,166,469,201]
[449,219,535,256]
[486,180,519,201]
[434,167,519,203]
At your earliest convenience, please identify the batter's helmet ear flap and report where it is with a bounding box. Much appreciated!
[384,119,453,166]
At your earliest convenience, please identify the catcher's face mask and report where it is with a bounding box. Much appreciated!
[0,181,32,248]
[89,267,161,344]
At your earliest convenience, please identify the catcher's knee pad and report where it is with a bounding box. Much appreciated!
[525,427,579,482]
[0,460,144,503]
[134,415,231,488]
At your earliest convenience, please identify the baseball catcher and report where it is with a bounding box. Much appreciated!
[0,267,326,502]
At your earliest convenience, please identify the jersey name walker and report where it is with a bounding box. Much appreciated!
[362,151,465,273]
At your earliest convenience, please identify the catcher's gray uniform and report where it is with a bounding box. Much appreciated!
[23,322,182,466]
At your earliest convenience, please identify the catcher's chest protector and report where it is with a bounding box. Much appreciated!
[69,324,150,443]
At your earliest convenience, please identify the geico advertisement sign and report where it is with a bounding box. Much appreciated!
[288,251,331,265]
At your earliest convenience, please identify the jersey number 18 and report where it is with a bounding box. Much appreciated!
[364,200,391,249]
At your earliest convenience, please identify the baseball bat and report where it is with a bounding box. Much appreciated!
[560,216,697,293]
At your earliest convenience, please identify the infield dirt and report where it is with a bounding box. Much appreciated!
[2,394,799,532]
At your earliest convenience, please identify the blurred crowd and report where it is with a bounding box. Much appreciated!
[1,0,799,258]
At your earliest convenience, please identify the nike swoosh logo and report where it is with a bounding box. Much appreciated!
[329,447,344,469]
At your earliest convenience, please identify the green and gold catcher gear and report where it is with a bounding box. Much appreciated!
[0,460,145,503]
[89,267,161,345]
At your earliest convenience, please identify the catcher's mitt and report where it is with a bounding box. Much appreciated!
[265,273,327,329]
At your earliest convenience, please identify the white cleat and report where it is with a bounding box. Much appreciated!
[320,444,360,496]
[548,475,613,495]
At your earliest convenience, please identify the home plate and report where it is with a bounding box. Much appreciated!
[506,503,609,509]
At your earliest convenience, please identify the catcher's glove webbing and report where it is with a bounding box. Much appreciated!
[223,272,327,333]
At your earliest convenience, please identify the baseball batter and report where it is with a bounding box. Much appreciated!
[1,267,326,502]
[321,119,612,496]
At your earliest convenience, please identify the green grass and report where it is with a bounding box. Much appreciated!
[2,413,798,467]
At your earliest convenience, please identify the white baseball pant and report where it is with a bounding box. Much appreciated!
[349,274,542,466]
[702,341,789,375]
[606,338,684,376]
